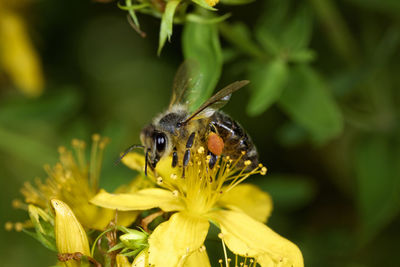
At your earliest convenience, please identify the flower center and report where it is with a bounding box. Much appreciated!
[154,147,267,216]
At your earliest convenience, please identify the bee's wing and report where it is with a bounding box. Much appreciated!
[181,80,250,125]
[169,61,202,109]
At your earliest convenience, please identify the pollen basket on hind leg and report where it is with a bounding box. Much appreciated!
[207,132,224,156]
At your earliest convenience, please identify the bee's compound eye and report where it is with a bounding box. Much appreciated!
[155,133,166,152]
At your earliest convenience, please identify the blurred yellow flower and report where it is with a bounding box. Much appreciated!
[19,135,139,230]
[205,0,219,7]
[92,149,303,266]
[0,1,44,97]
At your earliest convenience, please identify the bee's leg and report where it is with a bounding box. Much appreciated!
[208,151,218,169]
[172,147,178,168]
[210,123,217,133]
[182,132,195,177]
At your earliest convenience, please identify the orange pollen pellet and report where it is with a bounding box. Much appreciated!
[207,132,224,156]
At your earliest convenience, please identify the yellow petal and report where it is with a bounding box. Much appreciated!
[132,248,149,267]
[148,212,209,267]
[121,153,146,172]
[183,247,211,267]
[218,184,273,223]
[51,199,90,267]
[209,210,303,267]
[116,254,131,267]
[91,188,184,212]
[0,11,44,97]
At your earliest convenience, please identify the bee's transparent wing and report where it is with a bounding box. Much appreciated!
[181,80,250,125]
[169,61,203,109]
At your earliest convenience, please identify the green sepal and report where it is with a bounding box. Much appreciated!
[22,228,57,252]
[108,242,126,253]
[26,205,57,252]
[158,0,181,55]
[186,12,231,24]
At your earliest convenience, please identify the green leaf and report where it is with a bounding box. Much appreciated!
[218,22,265,59]
[281,5,313,53]
[255,0,289,54]
[278,65,343,144]
[290,49,317,63]
[255,1,314,58]
[182,19,222,110]
[247,59,289,116]
[158,0,181,55]
[355,135,400,245]
[256,0,289,36]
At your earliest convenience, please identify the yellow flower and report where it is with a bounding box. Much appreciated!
[205,0,219,7]
[19,135,139,230]
[0,1,44,97]
[51,199,90,267]
[91,150,303,266]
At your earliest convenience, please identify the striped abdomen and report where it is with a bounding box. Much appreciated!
[210,111,258,168]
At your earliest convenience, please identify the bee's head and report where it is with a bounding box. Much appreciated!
[140,124,170,169]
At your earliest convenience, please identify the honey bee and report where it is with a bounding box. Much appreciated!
[119,62,258,175]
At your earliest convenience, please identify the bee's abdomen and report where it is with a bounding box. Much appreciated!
[210,112,258,168]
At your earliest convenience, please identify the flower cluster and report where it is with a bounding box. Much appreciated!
[115,0,251,53]
[8,136,303,266]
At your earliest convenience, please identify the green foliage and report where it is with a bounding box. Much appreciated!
[355,134,400,244]
[278,65,343,144]
[183,16,222,109]
[219,0,345,143]
[247,59,288,115]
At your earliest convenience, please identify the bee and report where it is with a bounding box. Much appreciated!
[119,62,258,176]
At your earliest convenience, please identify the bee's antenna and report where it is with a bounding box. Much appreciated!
[145,149,149,176]
[114,144,145,165]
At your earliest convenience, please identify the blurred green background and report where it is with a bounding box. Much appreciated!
[1,0,400,266]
